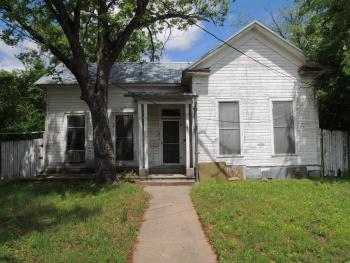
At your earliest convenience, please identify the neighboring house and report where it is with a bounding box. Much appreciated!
[35,21,321,179]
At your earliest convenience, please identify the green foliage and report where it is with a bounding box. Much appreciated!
[269,2,309,50]
[120,170,138,182]
[0,0,231,64]
[192,179,350,263]
[298,0,350,130]
[0,52,46,135]
[272,0,350,130]
[0,181,149,263]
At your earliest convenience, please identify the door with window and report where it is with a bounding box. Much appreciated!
[162,120,180,164]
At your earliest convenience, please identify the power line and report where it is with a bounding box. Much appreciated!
[115,84,309,125]
[113,22,315,125]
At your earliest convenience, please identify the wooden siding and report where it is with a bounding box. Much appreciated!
[193,35,320,168]
[321,130,349,176]
[0,139,43,178]
[45,86,186,169]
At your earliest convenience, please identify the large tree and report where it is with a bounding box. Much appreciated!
[299,0,350,130]
[269,0,350,130]
[0,0,231,182]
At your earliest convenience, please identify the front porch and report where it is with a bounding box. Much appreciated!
[127,93,196,178]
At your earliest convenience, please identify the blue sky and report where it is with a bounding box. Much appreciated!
[0,0,292,70]
[163,0,292,62]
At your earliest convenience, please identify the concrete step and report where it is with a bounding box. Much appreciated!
[138,174,191,180]
[135,179,196,186]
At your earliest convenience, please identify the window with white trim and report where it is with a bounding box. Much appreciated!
[272,101,296,154]
[115,114,134,160]
[218,101,241,155]
[66,115,85,162]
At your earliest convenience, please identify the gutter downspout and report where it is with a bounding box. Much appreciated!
[194,95,199,182]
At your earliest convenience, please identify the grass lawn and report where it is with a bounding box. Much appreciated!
[0,181,149,263]
[192,179,350,263]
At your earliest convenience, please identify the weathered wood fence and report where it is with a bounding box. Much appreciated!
[321,130,349,176]
[0,139,44,178]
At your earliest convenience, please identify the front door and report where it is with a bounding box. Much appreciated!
[162,120,180,164]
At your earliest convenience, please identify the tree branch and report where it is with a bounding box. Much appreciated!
[146,25,155,61]
[45,0,86,65]
[108,0,151,63]
[0,6,72,68]
[269,10,286,39]
[73,0,82,34]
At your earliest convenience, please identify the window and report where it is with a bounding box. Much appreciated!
[272,101,295,154]
[218,102,240,155]
[66,115,85,162]
[162,109,180,118]
[115,115,133,160]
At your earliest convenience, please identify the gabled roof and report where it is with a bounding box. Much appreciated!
[35,62,192,85]
[187,20,305,70]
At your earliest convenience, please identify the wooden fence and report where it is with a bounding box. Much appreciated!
[321,130,349,176]
[0,130,349,179]
[0,139,44,178]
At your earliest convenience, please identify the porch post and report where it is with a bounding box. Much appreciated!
[191,101,196,169]
[138,103,145,176]
[143,103,149,174]
[186,103,194,177]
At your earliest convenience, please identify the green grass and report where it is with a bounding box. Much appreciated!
[191,179,350,263]
[0,181,149,263]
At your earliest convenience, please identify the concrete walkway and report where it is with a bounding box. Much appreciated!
[132,186,217,263]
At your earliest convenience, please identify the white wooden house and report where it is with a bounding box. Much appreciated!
[36,21,321,179]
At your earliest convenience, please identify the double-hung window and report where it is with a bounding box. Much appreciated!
[115,114,134,161]
[218,101,241,155]
[272,101,296,154]
[66,115,85,162]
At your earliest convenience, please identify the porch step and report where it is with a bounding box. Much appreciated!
[139,174,189,180]
[135,176,195,186]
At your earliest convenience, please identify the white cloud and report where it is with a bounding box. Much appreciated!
[158,23,204,51]
[0,39,39,71]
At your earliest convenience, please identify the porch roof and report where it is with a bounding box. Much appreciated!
[124,91,197,100]
[35,62,192,86]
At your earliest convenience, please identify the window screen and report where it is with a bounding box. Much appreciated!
[66,115,85,162]
[115,115,133,160]
[219,102,240,155]
[272,101,295,154]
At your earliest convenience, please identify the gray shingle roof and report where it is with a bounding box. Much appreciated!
[35,62,192,85]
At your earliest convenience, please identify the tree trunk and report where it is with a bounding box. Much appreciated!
[90,103,116,183]
[88,93,117,183]
[82,66,117,183]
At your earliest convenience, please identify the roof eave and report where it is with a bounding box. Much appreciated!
[187,20,306,70]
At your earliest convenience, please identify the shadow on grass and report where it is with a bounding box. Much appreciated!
[0,181,106,246]
[0,255,21,263]
[308,176,350,184]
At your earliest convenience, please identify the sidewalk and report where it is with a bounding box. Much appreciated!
[132,186,217,263]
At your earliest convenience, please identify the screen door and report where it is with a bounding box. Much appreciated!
[162,120,180,164]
